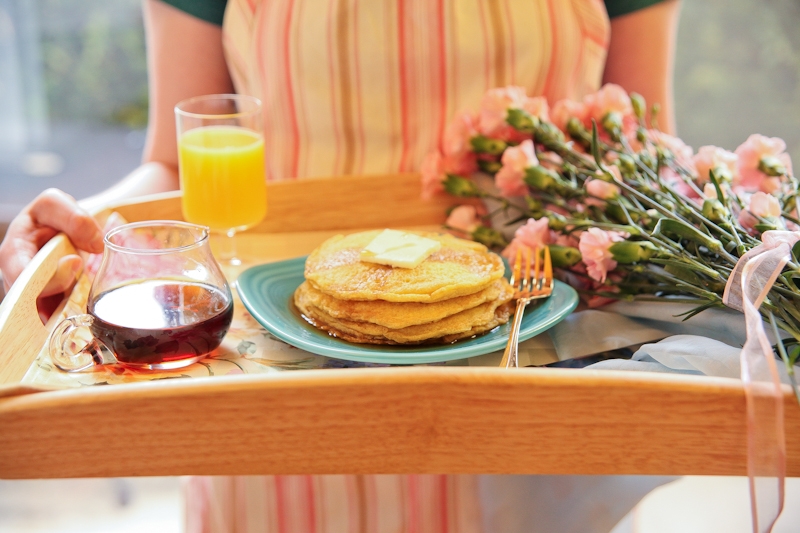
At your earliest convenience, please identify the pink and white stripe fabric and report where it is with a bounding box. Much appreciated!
[222,0,610,181]
[195,1,611,530]
[185,475,483,533]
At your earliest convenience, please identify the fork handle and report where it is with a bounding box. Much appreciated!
[500,298,529,368]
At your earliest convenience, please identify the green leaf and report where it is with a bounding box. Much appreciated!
[673,301,721,321]
[652,219,723,253]
[591,120,603,168]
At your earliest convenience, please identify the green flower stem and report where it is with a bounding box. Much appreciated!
[774,294,800,326]
[615,179,690,224]
[629,295,713,305]
[657,180,739,247]
[782,212,800,226]
[770,284,800,301]
[650,271,723,301]
[560,219,640,235]
[769,311,800,406]
[648,258,721,280]
[772,304,800,344]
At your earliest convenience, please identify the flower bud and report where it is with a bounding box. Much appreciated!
[758,156,788,177]
[472,226,507,248]
[534,121,565,144]
[566,117,588,140]
[701,198,729,222]
[548,245,582,268]
[609,241,658,264]
[630,93,646,120]
[638,151,657,172]
[546,211,568,231]
[506,108,538,134]
[470,135,507,155]
[711,165,732,183]
[477,159,502,174]
[443,175,481,197]
[755,222,780,234]
[524,165,559,191]
[601,111,623,141]
[618,155,637,175]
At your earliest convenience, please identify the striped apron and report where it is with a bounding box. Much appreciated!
[187,1,610,531]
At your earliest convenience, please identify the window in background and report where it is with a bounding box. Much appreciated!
[0,0,147,225]
[674,0,800,163]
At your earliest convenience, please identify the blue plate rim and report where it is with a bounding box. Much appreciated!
[236,255,578,363]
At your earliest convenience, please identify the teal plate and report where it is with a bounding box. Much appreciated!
[236,256,578,364]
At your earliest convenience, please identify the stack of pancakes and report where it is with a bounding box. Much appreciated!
[293,230,515,345]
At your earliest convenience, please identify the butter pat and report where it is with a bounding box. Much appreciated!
[360,229,441,269]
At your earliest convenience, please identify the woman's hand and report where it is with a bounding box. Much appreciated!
[0,189,104,296]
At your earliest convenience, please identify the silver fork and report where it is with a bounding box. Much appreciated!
[499,245,554,368]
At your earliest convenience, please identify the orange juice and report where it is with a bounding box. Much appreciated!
[178,126,267,231]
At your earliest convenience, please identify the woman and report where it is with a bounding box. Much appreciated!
[0,1,681,531]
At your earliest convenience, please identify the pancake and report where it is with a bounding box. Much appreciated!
[296,279,511,329]
[294,282,514,344]
[304,230,506,303]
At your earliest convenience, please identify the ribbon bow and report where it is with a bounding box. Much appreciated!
[723,230,792,533]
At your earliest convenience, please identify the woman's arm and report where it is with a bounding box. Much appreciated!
[83,0,235,210]
[602,0,682,134]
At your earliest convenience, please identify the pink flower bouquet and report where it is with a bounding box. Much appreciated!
[425,84,800,399]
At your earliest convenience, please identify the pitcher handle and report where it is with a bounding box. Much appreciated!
[48,315,116,372]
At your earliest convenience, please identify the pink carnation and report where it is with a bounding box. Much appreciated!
[748,191,782,218]
[495,139,537,197]
[587,83,633,123]
[539,151,564,172]
[478,86,528,137]
[659,167,698,199]
[734,134,793,192]
[442,112,479,176]
[551,99,589,132]
[578,228,627,283]
[502,217,551,263]
[586,179,620,200]
[421,151,446,200]
[446,205,480,235]
[443,112,478,157]
[692,145,738,184]
[648,130,695,169]
[703,182,725,200]
[522,96,550,122]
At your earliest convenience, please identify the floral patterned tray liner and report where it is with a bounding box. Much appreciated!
[21,264,560,389]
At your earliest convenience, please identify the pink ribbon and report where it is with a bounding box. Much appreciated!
[723,230,790,533]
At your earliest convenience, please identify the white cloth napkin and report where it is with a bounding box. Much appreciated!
[548,300,798,381]
[549,300,752,360]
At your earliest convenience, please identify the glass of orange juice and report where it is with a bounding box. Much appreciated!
[175,94,267,265]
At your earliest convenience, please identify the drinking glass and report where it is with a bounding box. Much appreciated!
[175,94,267,265]
[48,221,234,371]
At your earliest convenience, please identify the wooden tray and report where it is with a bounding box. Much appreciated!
[1,173,798,479]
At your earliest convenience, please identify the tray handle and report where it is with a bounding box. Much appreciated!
[0,234,77,385]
